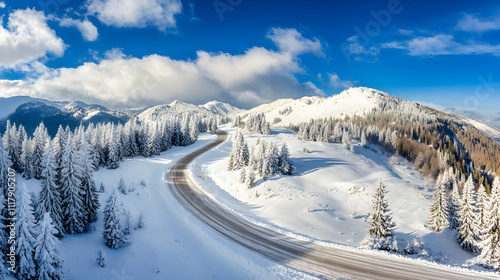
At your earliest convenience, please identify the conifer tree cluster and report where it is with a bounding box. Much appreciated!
[245,113,271,135]
[0,112,213,278]
[227,130,294,188]
[15,185,64,280]
[297,120,331,142]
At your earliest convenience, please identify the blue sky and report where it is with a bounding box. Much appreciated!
[0,0,499,126]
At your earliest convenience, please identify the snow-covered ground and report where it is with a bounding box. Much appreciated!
[190,127,486,270]
[19,133,318,280]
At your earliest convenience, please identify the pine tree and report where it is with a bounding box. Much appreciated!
[361,130,367,148]
[342,130,351,149]
[429,180,449,232]
[239,167,246,183]
[96,249,107,267]
[36,143,65,237]
[246,170,255,189]
[477,178,499,267]
[475,184,488,232]
[103,189,127,249]
[99,182,105,193]
[448,180,462,229]
[459,177,478,252]
[79,134,100,223]
[118,177,127,195]
[368,179,394,238]
[107,127,120,169]
[20,134,32,179]
[60,135,86,234]
[0,139,9,196]
[34,213,64,280]
[32,123,49,179]
[147,124,161,156]
[278,142,294,175]
[16,184,37,280]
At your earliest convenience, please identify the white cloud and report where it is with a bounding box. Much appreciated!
[341,35,379,62]
[0,28,325,109]
[382,34,500,56]
[86,0,182,31]
[0,2,5,8]
[60,17,99,41]
[267,27,324,57]
[456,13,500,33]
[327,73,353,89]
[0,8,66,69]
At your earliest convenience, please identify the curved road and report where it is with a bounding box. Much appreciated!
[168,130,496,280]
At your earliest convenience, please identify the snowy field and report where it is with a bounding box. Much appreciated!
[19,133,318,280]
[190,127,484,270]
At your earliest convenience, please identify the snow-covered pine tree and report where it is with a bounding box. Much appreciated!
[180,116,191,146]
[20,134,32,179]
[60,134,86,234]
[448,179,462,229]
[36,143,65,237]
[103,188,127,249]
[475,184,488,235]
[189,116,199,143]
[118,177,127,195]
[96,249,107,267]
[278,142,294,175]
[147,123,161,156]
[246,170,255,189]
[16,184,37,280]
[79,134,100,223]
[239,167,246,183]
[99,182,105,193]
[34,213,64,280]
[227,130,247,170]
[361,130,367,148]
[342,130,351,149]
[0,139,10,195]
[368,179,394,238]
[32,122,49,179]
[107,126,120,169]
[429,179,449,232]
[459,177,479,252]
[477,177,500,268]
[232,116,241,127]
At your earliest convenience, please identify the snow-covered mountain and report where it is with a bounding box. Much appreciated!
[244,87,500,141]
[202,101,244,116]
[137,100,240,123]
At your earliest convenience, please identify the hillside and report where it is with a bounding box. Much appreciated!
[244,87,500,141]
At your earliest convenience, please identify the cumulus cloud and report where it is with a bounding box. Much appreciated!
[0,2,5,8]
[60,17,99,41]
[0,8,66,69]
[86,0,182,31]
[0,28,325,109]
[267,27,324,57]
[456,13,500,33]
[327,73,353,89]
[382,34,500,56]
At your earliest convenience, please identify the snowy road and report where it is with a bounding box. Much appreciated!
[168,130,497,280]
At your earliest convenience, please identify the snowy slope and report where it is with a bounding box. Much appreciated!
[19,133,318,280]
[202,100,243,116]
[244,87,389,126]
[189,127,488,271]
[244,87,500,141]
